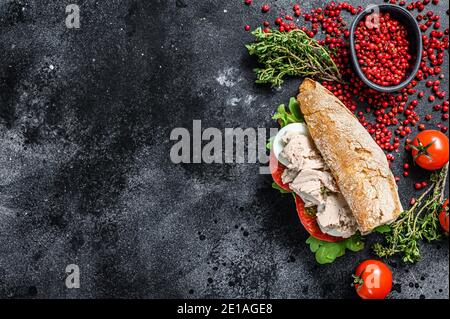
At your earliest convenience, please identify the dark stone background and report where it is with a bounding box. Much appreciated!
[0,0,448,299]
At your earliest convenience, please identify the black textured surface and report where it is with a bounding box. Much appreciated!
[0,0,448,299]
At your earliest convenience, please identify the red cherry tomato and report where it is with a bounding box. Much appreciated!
[439,199,449,233]
[411,130,449,171]
[294,195,344,242]
[353,260,393,299]
[269,152,291,192]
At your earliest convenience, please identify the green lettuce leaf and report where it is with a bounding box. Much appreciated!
[266,136,275,150]
[271,182,291,194]
[272,100,304,128]
[288,97,304,122]
[374,225,391,234]
[345,235,365,252]
[267,97,304,151]
[306,236,322,253]
[306,234,365,265]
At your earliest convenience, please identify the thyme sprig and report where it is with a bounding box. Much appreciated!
[373,164,448,263]
[246,28,342,87]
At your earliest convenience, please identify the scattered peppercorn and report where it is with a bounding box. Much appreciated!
[355,13,411,87]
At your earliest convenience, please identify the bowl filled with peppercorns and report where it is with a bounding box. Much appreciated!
[349,4,422,93]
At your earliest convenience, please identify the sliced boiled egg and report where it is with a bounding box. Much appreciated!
[272,123,310,167]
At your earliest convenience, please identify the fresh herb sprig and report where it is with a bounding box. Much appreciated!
[246,28,342,87]
[373,164,448,263]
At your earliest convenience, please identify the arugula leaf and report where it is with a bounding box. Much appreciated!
[306,234,365,265]
[315,247,336,264]
[373,225,391,234]
[288,97,304,122]
[272,104,304,127]
[345,234,365,252]
[271,182,291,194]
[266,136,275,150]
[306,236,322,253]
[268,98,304,151]
[315,242,346,264]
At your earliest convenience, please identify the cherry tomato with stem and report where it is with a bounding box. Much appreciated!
[353,260,393,299]
[411,130,449,171]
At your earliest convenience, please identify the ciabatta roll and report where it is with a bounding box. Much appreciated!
[297,78,403,234]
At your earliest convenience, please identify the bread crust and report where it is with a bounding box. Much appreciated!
[297,78,403,234]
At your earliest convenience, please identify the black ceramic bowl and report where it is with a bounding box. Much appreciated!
[349,4,422,93]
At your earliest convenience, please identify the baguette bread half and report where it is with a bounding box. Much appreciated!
[297,78,403,234]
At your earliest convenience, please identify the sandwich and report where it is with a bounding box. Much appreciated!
[272,79,403,239]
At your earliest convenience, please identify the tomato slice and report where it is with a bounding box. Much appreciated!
[269,152,291,192]
[294,195,344,242]
[270,152,343,242]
